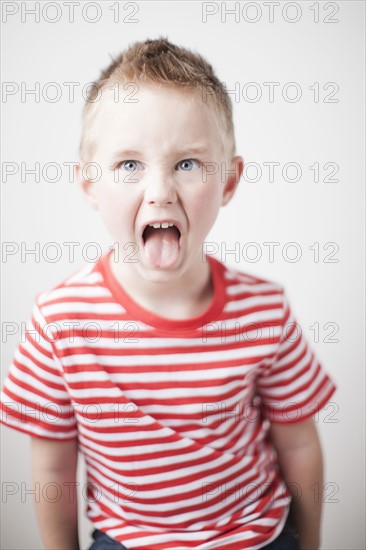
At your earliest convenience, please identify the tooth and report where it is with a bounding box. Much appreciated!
[153,223,160,228]
[161,223,169,228]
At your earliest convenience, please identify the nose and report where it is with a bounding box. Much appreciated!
[144,170,177,206]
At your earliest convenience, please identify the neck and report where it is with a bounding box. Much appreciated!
[108,248,213,318]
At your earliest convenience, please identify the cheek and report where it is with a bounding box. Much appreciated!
[95,185,136,234]
[186,183,222,231]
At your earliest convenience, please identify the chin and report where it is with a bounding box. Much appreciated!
[137,254,187,279]
[141,263,181,278]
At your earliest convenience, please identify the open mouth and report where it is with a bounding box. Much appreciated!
[141,222,182,268]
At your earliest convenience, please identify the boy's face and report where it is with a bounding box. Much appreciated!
[77,83,243,282]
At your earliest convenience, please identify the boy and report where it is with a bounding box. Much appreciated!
[0,38,336,550]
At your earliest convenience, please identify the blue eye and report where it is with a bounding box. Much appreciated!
[119,160,140,171]
[176,159,201,171]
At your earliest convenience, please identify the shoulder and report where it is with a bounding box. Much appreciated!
[212,255,285,297]
[208,255,288,324]
[33,253,109,323]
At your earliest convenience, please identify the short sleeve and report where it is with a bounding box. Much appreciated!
[0,297,78,440]
[257,290,337,423]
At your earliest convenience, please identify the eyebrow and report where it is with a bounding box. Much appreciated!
[110,146,210,162]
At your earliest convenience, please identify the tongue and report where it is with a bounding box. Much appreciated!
[143,226,180,268]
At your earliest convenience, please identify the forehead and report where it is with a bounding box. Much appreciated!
[92,83,224,159]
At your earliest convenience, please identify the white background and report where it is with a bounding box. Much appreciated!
[1,1,365,548]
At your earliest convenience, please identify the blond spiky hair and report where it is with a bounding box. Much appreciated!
[78,37,236,164]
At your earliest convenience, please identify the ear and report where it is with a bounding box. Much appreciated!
[75,163,99,210]
[221,155,244,206]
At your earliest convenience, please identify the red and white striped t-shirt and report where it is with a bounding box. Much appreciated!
[0,250,336,550]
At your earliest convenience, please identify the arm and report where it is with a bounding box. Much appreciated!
[31,437,80,550]
[269,417,323,550]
